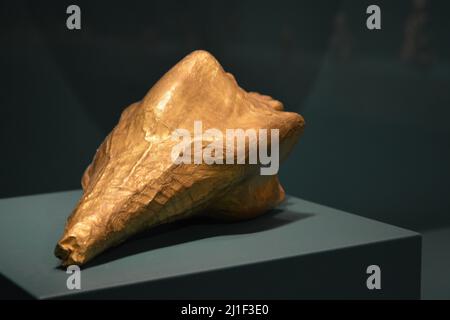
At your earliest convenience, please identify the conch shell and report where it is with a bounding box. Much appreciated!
[55,50,305,266]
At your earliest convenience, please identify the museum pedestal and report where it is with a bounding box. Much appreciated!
[0,190,421,299]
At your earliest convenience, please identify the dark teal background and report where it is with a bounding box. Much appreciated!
[1,0,449,231]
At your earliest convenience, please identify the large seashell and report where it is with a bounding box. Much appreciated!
[54,50,305,266]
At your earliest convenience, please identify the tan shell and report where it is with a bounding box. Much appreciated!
[54,50,305,266]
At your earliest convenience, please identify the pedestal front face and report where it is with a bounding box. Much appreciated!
[0,190,421,299]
